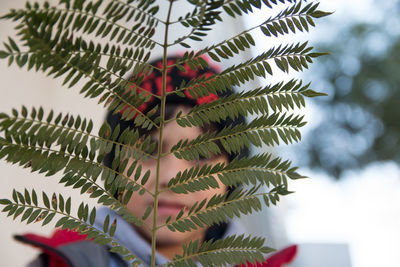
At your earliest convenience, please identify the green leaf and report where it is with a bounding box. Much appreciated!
[0,50,8,59]
[300,89,326,98]
[180,42,191,48]
[27,209,41,224]
[42,192,50,209]
[244,33,256,45]
[141,170,150,185]
[261,26,271,37]
[310,10,333,18]
[109,218,117,237]
[58,194,65,213]
[24,189,31,205]
[12,190,18,204]
[308,52,330,58]
[142,205,152,220]
[21,207,33,222]
[38,107,44,121]
[103,214,110,232]
[208,52,220,62]
[51,193,57,210]
[42,213,56,226]
[89,207,96,225]
[0,199,12,205]
[8,37,19,52]
[65,197,71,214]
[134,165,142,181]
[78,203,85,219]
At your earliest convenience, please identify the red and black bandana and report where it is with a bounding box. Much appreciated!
[120,56,221,118]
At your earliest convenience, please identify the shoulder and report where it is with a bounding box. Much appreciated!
[16,229,127,267]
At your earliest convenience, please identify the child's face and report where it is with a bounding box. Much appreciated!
[125,105,228,246]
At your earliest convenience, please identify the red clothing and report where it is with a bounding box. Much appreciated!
[18,229,297,267]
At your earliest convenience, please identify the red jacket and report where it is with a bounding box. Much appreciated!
[17,229,297,267]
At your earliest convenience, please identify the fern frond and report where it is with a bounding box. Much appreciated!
[0,108,155,161]
[221,0,300,18]
[171,42,320,98]
[171,234,274,267]
[174,1,328,65]
[205,1,323,62]
[106,0,163,25]
[260,1,316,37]
[179,0,326,60]
[171,1,209,48]
[2,40,158,128]
[166,162,225,194]
[172,0,289,30]
[171,113,305,161]
[0,136,153,198]
[173,4,330,76]
[2,3,160,129]
[167,153,304,194]
[0,108,157,202]
[0,142,151,227]
[204,31,256,63]
[217,41,315,75]
[174,79,312,128]
[0,190,144,266]
[0,136,153,222]
[161,185,289,233]
[4,1,161,47]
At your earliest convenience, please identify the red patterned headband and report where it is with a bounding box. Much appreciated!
[120,56,220,119]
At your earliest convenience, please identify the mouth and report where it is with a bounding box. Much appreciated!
[156,200,185,217]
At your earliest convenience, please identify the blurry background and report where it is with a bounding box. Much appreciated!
[1,0,400,266]
[286,0,400,266]
[246,0,400,267]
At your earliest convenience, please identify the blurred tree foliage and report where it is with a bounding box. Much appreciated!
[299,12,400,178]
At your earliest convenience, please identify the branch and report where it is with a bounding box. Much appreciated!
[172,42,318,97]
[171,113,305,161]
[169,79,311,128]
[158,186,290,233]
[0,137,154,198]
[166,153,303,194]
[169,234,273,267]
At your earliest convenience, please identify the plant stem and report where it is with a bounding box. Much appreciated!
[151,1,174,266]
